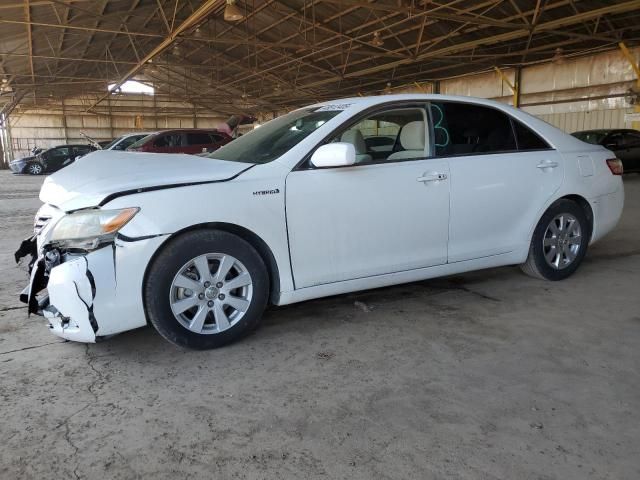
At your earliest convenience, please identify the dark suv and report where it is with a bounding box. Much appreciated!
[127,129,232,154]
[9,144,96,175]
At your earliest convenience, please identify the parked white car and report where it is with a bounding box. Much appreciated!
[16,95,624,349]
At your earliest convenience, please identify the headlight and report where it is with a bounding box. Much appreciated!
[50,207,139,249]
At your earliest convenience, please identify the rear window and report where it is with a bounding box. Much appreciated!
[513,121,550,150]
[430,102,516,156]
[187,132,212,145]
[572,131,607,145]
[154,133,183,147]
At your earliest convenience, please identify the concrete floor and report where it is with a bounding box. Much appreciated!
[0,170,639,480]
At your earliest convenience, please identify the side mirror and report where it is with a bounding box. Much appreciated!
[310,143,356,168]
[604,142,618,150]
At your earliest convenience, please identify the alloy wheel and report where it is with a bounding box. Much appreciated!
[28,163,43,175]
[169,253,253,334]
[542,213,582,270]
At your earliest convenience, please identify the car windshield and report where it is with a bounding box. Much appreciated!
[128,134,154,149]
[207,108,341,164]
[102,136,125,150]
[572,131,608,145]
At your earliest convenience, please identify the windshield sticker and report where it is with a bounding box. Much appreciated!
[315,104,352,111]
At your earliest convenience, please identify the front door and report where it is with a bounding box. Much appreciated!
[286,105,450,289]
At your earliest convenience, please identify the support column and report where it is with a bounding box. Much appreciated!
[107,95,114,139]
[619,42,640,130]
[494,66,519,108]
[61,98,68,143]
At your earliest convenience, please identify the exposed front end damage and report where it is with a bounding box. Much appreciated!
[16,220,167,343]
[43,249,108,342]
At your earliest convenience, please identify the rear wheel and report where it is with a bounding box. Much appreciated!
[521,199,590,281]
[144,230,269,349]
[26,162,43,175]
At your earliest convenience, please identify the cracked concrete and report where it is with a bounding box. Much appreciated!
[0,170,639,479]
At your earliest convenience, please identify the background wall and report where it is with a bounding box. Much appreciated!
[4,46,639,164]
[6,93,227,160]
[398,46,640,132]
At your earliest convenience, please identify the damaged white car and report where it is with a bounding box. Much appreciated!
[16,95,624,349]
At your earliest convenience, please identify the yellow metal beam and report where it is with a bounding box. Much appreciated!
[619,42,640,129]
[494,66,518,108]
[619,42,640,86]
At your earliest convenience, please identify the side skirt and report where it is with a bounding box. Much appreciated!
[276,251,523,306]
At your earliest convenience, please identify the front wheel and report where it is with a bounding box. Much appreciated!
[521,199,590,281]
[144,230,269,349]
[26,162,43,175]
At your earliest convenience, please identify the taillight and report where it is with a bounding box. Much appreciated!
[606,158,623,175]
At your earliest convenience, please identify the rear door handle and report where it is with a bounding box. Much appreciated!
[537,160,559,169]
[417,173,447,182]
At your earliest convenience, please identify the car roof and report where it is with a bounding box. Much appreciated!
[573,129,638,134]
[297,93,600,153]
[572,129,612,134]
[49,144,94,148]
[307,93,530,110]
[119,131,157,137]
[154,128,222,133]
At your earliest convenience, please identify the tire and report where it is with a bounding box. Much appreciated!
[25,162,43,175]
[144,230,269,349]
[521,199,590,281]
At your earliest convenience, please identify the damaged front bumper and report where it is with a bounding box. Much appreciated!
[16,233,167,343]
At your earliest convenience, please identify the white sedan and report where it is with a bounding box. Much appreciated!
[16,95,624,349]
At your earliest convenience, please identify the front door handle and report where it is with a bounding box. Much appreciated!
[417,172,447,183]
[537,160,559,169]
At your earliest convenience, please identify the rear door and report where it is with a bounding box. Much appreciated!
[430,101,563,262]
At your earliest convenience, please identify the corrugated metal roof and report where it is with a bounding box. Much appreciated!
[1,0,640,116]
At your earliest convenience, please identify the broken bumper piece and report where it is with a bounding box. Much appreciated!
[18,235,167,343]
[21,249,108,343]
[44,254,100,342]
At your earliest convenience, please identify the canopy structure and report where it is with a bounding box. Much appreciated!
[1,0,640,117]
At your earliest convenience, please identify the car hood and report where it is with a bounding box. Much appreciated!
[40,150,253,211]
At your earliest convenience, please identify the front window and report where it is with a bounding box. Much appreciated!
[208,108,341,164]
[326,107,427,163]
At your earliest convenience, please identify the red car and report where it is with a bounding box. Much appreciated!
[127,129,232,154]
